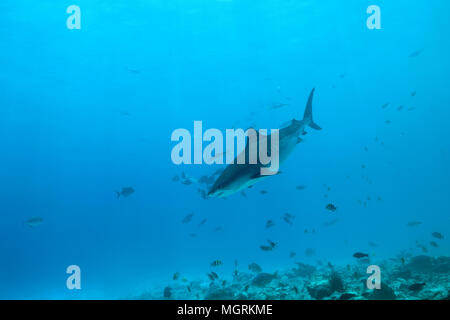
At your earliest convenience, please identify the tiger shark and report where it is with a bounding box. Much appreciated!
[207,88,321,198]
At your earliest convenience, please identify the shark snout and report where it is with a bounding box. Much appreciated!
[207,185,225,198]
[207,189,220,198]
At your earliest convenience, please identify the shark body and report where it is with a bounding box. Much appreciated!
[207,88,321,198]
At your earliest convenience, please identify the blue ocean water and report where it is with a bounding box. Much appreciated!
[0,0,449,299]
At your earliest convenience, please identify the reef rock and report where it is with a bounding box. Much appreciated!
[204,287,235,300]
[367,284,397,300]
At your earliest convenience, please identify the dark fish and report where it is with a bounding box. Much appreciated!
[251,272,277,287]
[385,120,392,124]
[282,216,293,226]
[296,185,306,190]
[325,203,337,212]
[207,271,219,281]
[430,241,439,248]
[198,218,207,226]
[24,216,44,228]
[252,272,277,287]
[397,105,404,111]
[407,221,422,227]
[189,233,197,238]
[119,111,131,116]
[353,252,369,259]
[260,190,268,195]
[270,103,289,110]
[172,175,180,182]
[368,241,378,247]
[432,232,444,240]
[323,219,339,227]
[283,213,295,219]
[116,187,135,198]
[265,220,275,228]
[126,67,141,74]
[173,272,180,280]
[409,48,423,58]
[408,283,426,292]
[248,263,262,273]
[411,91,417,97]
[289,251,296,258]
[182,213,194,224]
[211,260,223,267]
[260,245,273,251]
[181,179,192,185]
[381,103,389,109]
[163,286,172,298]
[241,191,247,197]
[282,213,295,225]
[232,260,239,277]
[267,240,277,248]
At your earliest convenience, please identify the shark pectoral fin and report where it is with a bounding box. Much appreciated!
[251,170,282,180]
[250,172,272,182]
[250,172,263,180]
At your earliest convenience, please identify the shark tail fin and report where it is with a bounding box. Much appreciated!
[303,88,322,130]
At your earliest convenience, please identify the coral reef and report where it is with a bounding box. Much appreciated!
[130,255,450,300]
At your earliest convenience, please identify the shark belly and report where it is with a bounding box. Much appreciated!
[278,133,300,165]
